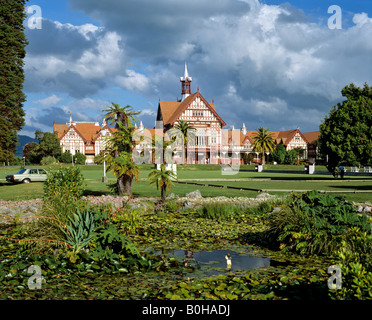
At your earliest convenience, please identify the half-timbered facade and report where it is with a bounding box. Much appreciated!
[53,65,321,165]
[53,118,114,164]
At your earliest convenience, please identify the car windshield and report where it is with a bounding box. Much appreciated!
[16,169,27,174]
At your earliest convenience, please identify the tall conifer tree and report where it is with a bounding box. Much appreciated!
[0,0,28,162]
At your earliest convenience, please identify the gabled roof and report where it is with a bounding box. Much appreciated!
[274,129,309,145]
[54,122,104,143]
[302,131,321,145]
[157,91,226,127]
[225,130,253,145]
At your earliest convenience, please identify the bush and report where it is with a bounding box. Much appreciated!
[113,208,144,236]
[43,166,85,201]
[41,156,57,165]
[74,152,86,165]
[331,227,372,300]
[264,191,370,256]
[272,144,286,164]
[165,200,179,213]
[60,150,73,163]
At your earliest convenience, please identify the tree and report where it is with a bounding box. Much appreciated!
[174,120,195,164]
[22,131,62,164]
[0,0,28,163]
[318,83,372,175]
[272,144,286,164]
[23,142,39,164]
[252,127,276,166]
[148,163,176,205]
[35,130,62,160]
[101,103,140,196]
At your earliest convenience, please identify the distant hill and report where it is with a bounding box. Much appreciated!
[15,135,38,157]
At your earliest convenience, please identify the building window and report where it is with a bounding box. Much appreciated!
[197,136,206,146]
[193,111,203,117]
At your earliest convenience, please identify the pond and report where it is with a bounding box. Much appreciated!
[147,248,272,276]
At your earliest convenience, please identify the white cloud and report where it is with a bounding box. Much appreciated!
[140,109,156,116]
[24,0,372,133]
[33,94,63,107]
[353,12,372,26]
[115,70,151,93]
[25,20,126,97]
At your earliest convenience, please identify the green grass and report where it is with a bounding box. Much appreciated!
[1,164,371,202]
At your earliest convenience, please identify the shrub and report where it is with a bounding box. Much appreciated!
[74,152,86,165]
[264,191,370,256]
[41,156,57,165]
[113,208,144,236]
[43,166,85,202]
[165,200,179,213]
[330,227,372,300]
[60,150,73,163]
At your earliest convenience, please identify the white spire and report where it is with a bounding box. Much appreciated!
[241,123,247,135]
[139,121,144,131]
[184,62,189,79]
[180,62,192,81]
[180,62,192,102]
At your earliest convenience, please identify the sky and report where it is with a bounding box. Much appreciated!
[21,0,372,137]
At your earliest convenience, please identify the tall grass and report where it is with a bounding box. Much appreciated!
[195,202,243,221]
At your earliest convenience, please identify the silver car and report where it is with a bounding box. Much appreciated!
[6,168,48,183]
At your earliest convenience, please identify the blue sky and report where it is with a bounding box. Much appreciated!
[22,0,372,137]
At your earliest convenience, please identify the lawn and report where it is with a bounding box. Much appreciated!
[0,164,371,202]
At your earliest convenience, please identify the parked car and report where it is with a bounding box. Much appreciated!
[6,168,48,183]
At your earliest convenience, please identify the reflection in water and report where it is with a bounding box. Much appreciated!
[183,250,200,269]
[158,248,270,275]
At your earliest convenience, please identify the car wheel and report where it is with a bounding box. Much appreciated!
[23,178,31,183]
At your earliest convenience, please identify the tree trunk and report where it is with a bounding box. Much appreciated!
[161,185,166,204]
[123,174,133,198]
[118,174,133,197]
[262,152,265,166]
[117,175,125,196]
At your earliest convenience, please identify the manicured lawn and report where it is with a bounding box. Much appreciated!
[1,164,371,202]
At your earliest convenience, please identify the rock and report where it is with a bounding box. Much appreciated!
[363,206,372,213]
[357,205,364,212]
[167,193,177,200]
[182,200,193,208]
[256,193,275,200]
[272,207,282,213]
[185,190,202,199]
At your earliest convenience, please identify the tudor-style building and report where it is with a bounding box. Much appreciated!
[53,117,114,164]
[156,63,228,164]
[53,64,321,165]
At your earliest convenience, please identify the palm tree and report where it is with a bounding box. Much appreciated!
[148,163,177,205]
[252,127,276,166]
[174,120,195,164]
[103,103,140,129]
[100,103,141,196]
